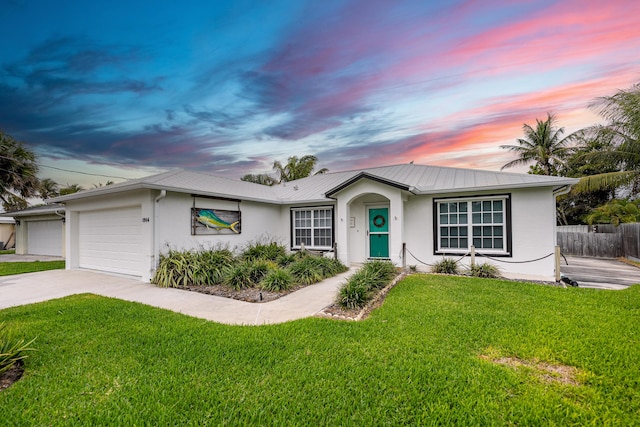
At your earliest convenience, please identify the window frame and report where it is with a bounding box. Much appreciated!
[290,206,335,251]
[432,194,512,256]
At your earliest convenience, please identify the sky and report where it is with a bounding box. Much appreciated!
[1,0,639,189]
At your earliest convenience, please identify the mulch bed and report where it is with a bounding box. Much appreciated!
[0,360,24,392]
[180,283,308,303]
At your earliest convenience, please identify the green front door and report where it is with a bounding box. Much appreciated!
[368,207,389,258]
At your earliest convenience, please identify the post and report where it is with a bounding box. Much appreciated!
[402,242,406,269]
[470,245,475,267]
[333,242,338,260]
[554,245,561,282]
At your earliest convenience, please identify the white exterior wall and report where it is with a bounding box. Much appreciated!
[155,192,287,257]
[403,187,558,281]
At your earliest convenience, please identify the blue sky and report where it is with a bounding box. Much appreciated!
[1,0,639,188]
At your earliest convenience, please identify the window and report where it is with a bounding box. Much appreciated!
[435,196,510,254]
[292,207,333,249]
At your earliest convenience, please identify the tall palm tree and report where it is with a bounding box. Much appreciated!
[240,173,278,186]
[500,113,574,175]
[272,155,328,182]
[0,131,40,211]
[59,184,84,196]
[571,82,640,194]
[39,178,59,200]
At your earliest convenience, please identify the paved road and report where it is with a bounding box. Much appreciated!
[561,256,640,290]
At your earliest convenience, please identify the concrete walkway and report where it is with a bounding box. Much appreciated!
[0,268,356,325]
[561,256,640,290]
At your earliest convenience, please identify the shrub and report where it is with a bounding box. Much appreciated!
[261,268,294,292]
[223,263,254,290]
[336,280,370,310]
[364,260,396,287]
[0,322,36,376]
[152,249,197,288]
[336,260,398,310]
[152,248,236,287]
[276,254,297,267]
[288,258,325,285]
[248,260,276,283]
[467,262,501,278]
[243,241,286,262]
[431,258,459,275]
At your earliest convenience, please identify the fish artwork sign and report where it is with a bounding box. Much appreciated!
[192,208,241,235]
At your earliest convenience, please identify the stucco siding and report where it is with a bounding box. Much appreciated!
[155,192,287,255]
[402,187,558,281]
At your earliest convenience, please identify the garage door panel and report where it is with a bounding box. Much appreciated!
[78,206,144,277]
[27,220,63,256]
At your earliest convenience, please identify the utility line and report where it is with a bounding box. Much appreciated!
[39,164,131,180]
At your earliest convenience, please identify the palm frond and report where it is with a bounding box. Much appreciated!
[571,171,639,194]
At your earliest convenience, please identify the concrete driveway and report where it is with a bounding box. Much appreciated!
[0,268,355,325]
[561,256,640,290]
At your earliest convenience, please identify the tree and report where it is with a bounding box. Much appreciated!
[555,134,618,224]
[272,155,328,183]
[39,178,59,200]
[59,184,84,196]
[240,173,278,186]
[584,199,640,226]
[0,131,40,212]
[500,113,575,175]
[571,82,640,194]
[241,155,329,186]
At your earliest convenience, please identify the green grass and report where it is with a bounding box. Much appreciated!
[1,275,639,425]
[0,249,15,255]
[0,261,65,276]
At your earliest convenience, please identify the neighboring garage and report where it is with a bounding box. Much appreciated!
[1,204,65,257]
[27,219,63,256]
[77,206,144,276]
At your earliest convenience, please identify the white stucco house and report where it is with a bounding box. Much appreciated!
[1,204,65,256]
[48,163,578,282]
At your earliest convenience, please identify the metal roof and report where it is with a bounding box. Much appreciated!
[0,203,66,217]
[48,163,579,205]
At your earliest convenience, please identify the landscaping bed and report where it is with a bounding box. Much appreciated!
[180,283,308,303]
[152,241,347,301]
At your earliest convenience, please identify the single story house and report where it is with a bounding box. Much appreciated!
[1,204,66,257]
[49,163,578,282]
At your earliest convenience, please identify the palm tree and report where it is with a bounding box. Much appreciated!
[59,184,84,196]
[272,155,328,182]
[240,173,278,186]
[0,131,40,211]
[571,82,640,194]
[39,178,59,200]
[500,113,574,175]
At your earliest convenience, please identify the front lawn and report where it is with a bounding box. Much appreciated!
[1,275,638,425]
[0,261,65,276]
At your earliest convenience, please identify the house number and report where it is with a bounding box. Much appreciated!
[142,217,150,222]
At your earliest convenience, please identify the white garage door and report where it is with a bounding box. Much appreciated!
[27,220,63,256]
[78,206,144,277]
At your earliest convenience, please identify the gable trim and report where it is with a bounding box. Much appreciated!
[324,172,412,198]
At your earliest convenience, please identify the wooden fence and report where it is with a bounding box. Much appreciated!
[557,223,640,259]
